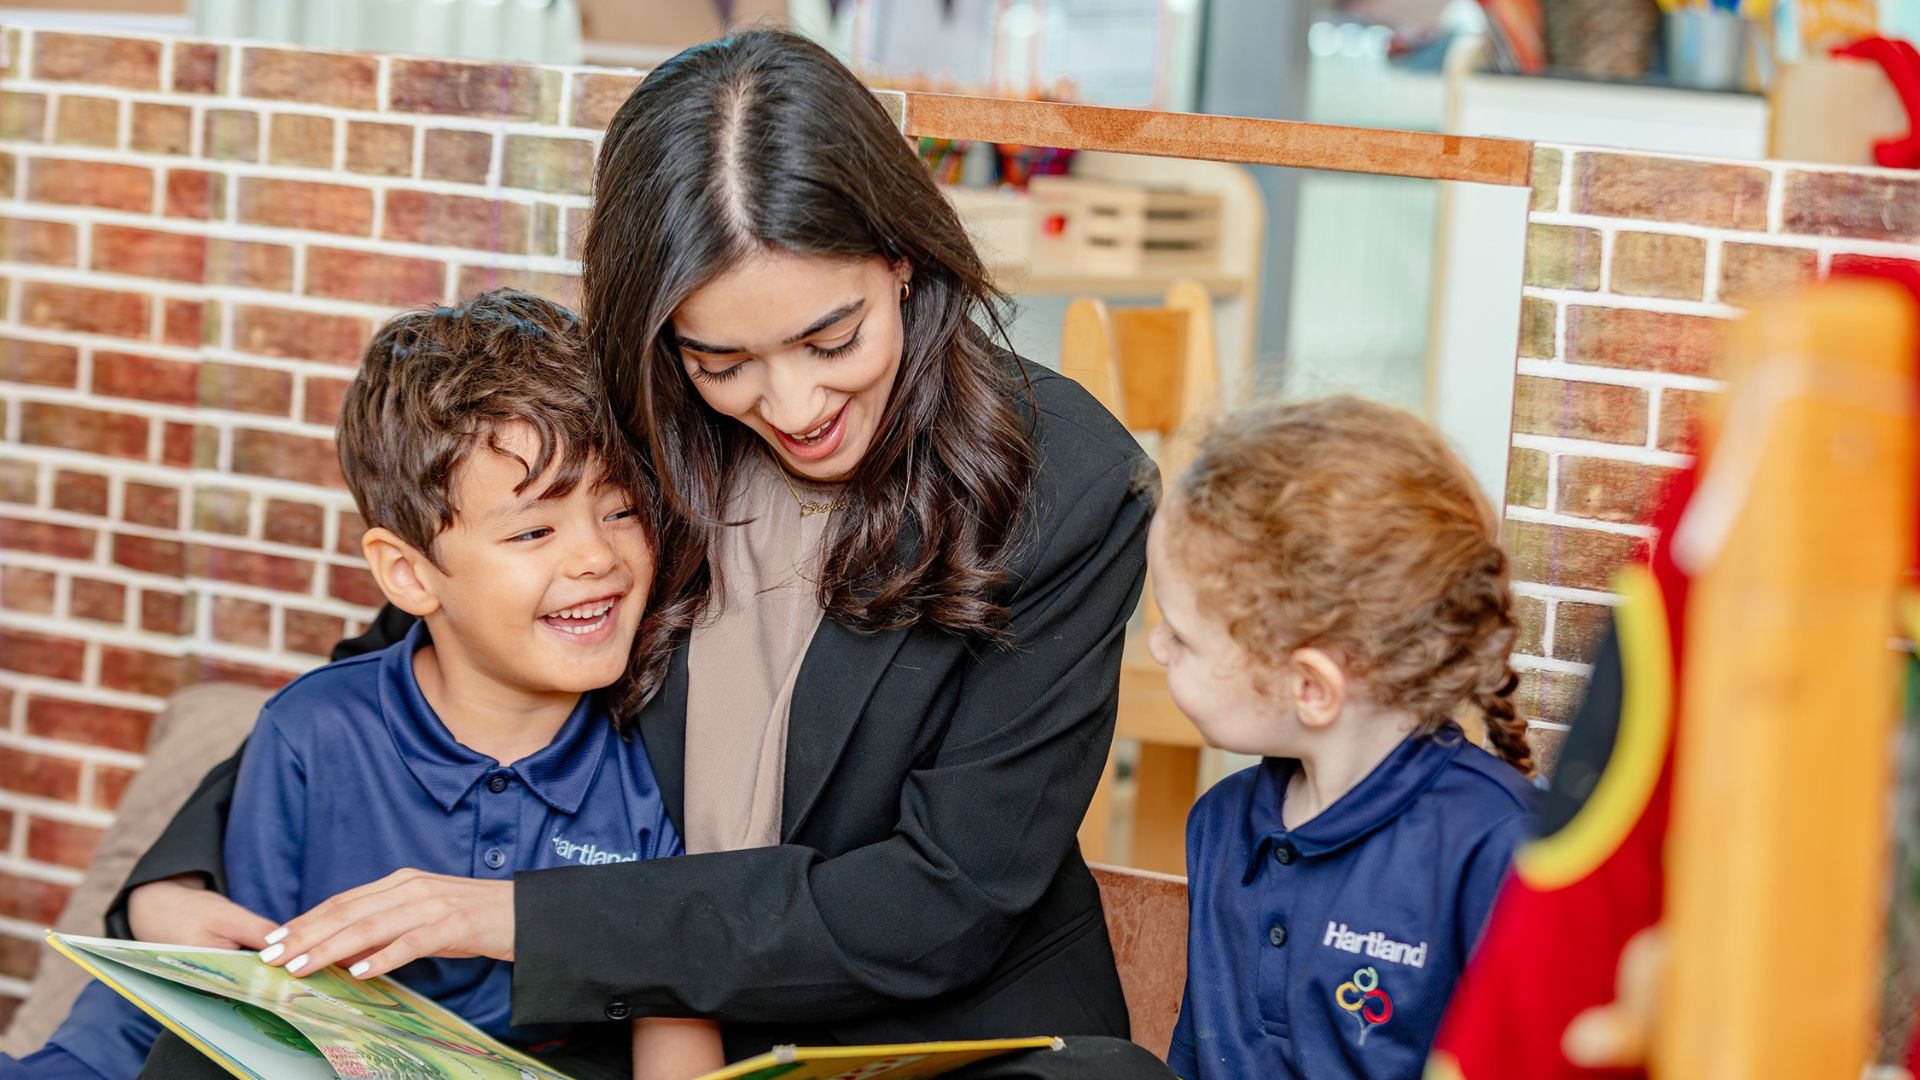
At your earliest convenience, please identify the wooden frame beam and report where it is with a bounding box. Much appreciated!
[899,92,1534,187]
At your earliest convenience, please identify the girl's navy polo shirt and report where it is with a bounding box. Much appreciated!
[1167,727,1533,1080]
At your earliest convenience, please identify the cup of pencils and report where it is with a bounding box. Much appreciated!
[1662,0,1764,91]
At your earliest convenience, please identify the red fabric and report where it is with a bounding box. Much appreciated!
[1832,37,1920,169]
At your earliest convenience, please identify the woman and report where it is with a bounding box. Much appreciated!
[113,29,1166,1079]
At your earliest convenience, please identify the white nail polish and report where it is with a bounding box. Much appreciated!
[286,953,310,975]
[259,944,285,964]
[265,927,288,945]
[349,961,370,978]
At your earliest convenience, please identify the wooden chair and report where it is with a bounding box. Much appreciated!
[1090,863,1189,1060]
[1065,282,1219,874]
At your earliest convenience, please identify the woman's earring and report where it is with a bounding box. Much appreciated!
[900,282,910,304]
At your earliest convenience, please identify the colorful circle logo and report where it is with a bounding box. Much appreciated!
[1335,965,1393,1044]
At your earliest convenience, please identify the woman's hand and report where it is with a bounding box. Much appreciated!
[258,869,514,980]
[127,874,276,949]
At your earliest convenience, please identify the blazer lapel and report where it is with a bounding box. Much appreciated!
[636,645,691,832]
[781,618,911,841]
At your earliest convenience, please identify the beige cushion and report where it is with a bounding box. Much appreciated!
[1,682,270,1056]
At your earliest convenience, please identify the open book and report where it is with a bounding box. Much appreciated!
[49,931,1060,1079]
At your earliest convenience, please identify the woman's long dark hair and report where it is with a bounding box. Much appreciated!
[585,29,1036,709]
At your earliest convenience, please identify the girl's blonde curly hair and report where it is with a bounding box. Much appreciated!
[1164,395,1532,775]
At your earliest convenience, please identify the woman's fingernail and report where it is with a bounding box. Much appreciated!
[286,953,310,975]
[349,961,370,978]
[265,927,288,945]
[258,944,285,964]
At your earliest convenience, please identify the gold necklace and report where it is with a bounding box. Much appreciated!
[777,467,848,518]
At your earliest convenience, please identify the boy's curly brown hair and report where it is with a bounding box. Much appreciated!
[1165,395,1532,774]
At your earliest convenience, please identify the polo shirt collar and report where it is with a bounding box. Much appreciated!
[1244,724,1467,881]
[379,622,611,815]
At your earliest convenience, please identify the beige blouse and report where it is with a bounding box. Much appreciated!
[681,453,836,854]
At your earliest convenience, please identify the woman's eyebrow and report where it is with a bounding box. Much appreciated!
[673,300,866,356]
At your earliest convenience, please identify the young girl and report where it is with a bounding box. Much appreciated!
[1152,396,1536,1080]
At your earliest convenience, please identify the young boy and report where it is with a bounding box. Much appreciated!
[11,290,723,1080]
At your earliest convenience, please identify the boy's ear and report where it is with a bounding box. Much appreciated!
[361,527,442,618]
[1288,647,1348,731]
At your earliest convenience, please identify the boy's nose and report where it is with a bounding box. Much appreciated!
[567,530,618,577]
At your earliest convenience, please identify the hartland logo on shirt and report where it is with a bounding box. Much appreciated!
[550,835,640,865]
[1323,921,1429,968]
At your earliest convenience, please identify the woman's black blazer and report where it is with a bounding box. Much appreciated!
[108,361,1152,1062]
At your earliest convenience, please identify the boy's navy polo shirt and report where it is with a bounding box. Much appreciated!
[1167,727,1533,1080]
[44,622,680,1079]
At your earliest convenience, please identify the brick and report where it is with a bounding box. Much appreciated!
[0,336,78,387]
[27,158,152,213]
[1506,446,1547,509]
[384,190,530,253]
[173,42,223,94]
[0,932,38,981]
[192,487,251,535]
[163,299,211,347]
[139,588,188,634]
[91,224,204,283]
[94,765,137,811]
[0,516,95,559]
[269,113,335,168]
[207,238,295,291]
[1529,725,1567,779]
[20,402,148,460]
[1656,387,1716,453]
[422,128,492,183]
[571,71,641,129]
[130,102,192,155]
[0,92,47,141]
[336,510,368,556]
[0,566,54,614]
[0,629,85,682]
[232,428,346,489]
[234,306,369,365]
[1511,375,1648,445]
[1552,600,1616,664]
[123,481,180,528]
[200,361,293,416]
[1528,147,1561,213]
[1506,520,1645,592]
[457,265,579,309]
[1783,170,1920,243]
[330,563,384,607]
[92,349,197,407]
[26,818,104,870]
[0,152,14,195]
[347,121,414,177]
[0,216,76,266]
[303,375,351,427]
[1524,224,1601,291]
[35,32,161,89]
[284,609,346,657]
[0,459,36,505]
[1572,152,1769,231]
[1565,306,1721,378]
[1513,594,1546,656]
[163,168,224,220]
[23,280,148,339]
[564,206,589,261]
[0,876,71,925]
[112,533,185,576]
[196,657,299,691]
[236,178,374,235]
[204,108,260,162]
[1515,668,1586,726]
[69,576,126,623]
[263,498,326,548]
[1518,296,1554,360]
[191,544,314,592]
[502,134,593,195]
[306,247,446,305]
[1557,456,1677,525]
[531,203,562,257]
[389,59,561,123]
[211,595,272,647]
[51,470,107,516]
[1610,232,1705,301]
[243,47,379,110]
[98,645,187,697]
[53,95,119,148]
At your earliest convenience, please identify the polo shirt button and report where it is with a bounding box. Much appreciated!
[1268,924,1288,948]
[605,998,630,1021]
[483,847,506,869]
[1274,844,1295,865]
[487,774,509,794]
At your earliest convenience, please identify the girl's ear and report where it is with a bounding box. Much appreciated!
[1288,647,1349,731]
[362,527,443,619]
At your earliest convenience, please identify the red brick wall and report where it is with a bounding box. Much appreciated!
[0,25,635,1014]
[1506,146,1920,761]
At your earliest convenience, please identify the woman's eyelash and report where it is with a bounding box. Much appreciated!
[691,365,741,383]
[809,325,864,359]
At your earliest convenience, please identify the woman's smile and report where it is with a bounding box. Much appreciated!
[773,404,848,461]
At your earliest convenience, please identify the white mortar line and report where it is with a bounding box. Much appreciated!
[1511,432,1695,468]
[1516,358,1727,394]
[1505,504,1658,538]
